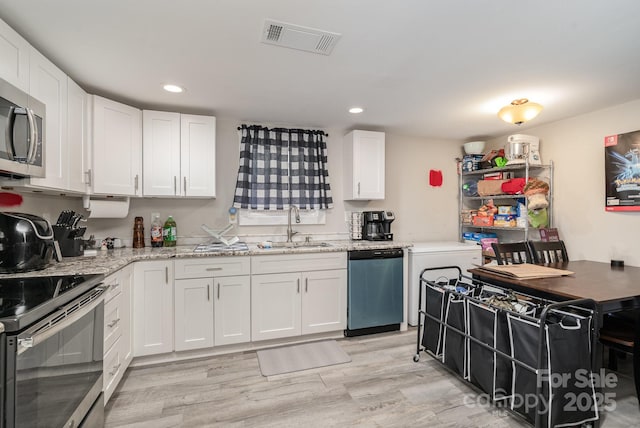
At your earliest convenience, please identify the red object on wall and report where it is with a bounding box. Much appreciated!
[0,192,23,207]
[429,170,443,187]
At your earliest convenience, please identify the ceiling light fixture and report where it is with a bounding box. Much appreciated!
[498,98,543,125]
[349,107,364,114]
[163,84,184,93]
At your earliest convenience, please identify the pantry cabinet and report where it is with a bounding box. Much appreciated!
[174,256,251,350]
[90,95,142,196]
[133,260,174,357]
[251,253,347,341]
[103,265,133,404]
[142,110,216,197]
[0,18,30,92]
[343,130,385,200]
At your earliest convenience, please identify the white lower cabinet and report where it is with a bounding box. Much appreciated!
[251,272,302,341]
[133,260,174,357]
[174,278,214,351]
[214,275,251,346]
[103,264,133,405]
[301,269,348,335]
[174,257,251,351]
[251,253,347,341]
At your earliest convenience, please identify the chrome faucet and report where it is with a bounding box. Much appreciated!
[287,205,300,242]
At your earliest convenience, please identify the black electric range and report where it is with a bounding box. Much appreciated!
[0,273,104,332]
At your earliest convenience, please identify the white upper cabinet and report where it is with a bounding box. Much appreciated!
[66,77,88,193]
[27,48,68,191]
[0,18,30,92]
[90,95,142,196]
[142,110,181,196]
[142,111,215,197]
[180,114,216,197]
[343,130,385,200]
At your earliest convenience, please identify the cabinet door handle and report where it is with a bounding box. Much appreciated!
[217,283,220,299]
[174,176,177,194]
[183,176,187,194]
[109,363,122,376]
[165,267,168,284]
[134,174,139,192]
[305,278,308,292]
[297,278,300,293]
[107,318,121,328]
[206,267,223,271]
[207,284,210,301]
[85,169,92,186]
[357,182,361,196]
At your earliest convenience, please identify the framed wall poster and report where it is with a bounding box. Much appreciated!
[604,130,640,211]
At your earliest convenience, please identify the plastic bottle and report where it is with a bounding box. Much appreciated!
[163,215,177,247]
[150,213,163,247]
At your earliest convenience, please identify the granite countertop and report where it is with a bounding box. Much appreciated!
[0,240,413,279]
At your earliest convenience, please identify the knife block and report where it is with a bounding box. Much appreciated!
[53,226,85,257]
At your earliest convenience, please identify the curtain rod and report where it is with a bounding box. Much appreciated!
[237,124,328,137]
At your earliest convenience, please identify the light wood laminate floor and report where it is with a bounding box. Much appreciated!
[105,329,640,427]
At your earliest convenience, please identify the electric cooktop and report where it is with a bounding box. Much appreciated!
[0,273,104,332]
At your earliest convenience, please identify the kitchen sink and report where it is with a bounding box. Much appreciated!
[269,241,333,249]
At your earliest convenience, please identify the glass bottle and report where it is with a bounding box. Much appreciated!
[150,213,163,247]
[163,215,177,247]
[133,216,145,248]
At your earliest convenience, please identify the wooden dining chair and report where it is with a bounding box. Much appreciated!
[528,240,569,264]
[491,241,533,265]
[599,312,639,401]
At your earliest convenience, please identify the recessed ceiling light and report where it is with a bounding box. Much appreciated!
[163,84,184,93]
[349,107,364,114]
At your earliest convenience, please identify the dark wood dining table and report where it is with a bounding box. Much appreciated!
[469,260,640,402]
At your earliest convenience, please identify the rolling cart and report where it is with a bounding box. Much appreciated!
[413,265,599,428]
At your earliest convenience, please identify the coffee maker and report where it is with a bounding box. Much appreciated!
[362,211,395,241]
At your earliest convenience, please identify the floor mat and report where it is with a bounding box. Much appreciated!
[257,340,351,376]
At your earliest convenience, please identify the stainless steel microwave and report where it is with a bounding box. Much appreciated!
[0,77,45,177]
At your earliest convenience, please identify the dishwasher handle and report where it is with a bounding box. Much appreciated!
[348,248,403,260]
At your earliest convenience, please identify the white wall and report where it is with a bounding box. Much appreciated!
[488,99,640,266]
[7,118,462,245]
[11,99,640,263]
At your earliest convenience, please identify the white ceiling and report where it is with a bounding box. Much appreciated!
[2,0,640,141]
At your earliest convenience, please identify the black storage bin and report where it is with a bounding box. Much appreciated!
[507,310,598,428]
[443,294,467,378]
[467,301,512,401]
[421,282,448,358]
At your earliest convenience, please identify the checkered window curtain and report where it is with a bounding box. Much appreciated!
[233,125,333,210]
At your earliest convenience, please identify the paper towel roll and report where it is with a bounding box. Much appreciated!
[85,198,130,218]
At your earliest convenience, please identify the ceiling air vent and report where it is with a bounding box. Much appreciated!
[261,19,341,55]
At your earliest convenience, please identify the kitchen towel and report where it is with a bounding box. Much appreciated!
[257,340,351,376]
[83,196,130,218]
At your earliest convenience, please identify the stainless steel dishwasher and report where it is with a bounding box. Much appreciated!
[345,248,404,337]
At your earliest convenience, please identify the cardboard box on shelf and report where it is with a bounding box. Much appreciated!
[472,215,494,227]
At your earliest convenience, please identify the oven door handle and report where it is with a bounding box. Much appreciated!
[17,287,106,355]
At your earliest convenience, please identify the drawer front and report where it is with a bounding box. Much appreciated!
[103,336,123,404]
[103,271,123,304]
[104,293,123,352]
[175,256,250,279]
[251,252,347,275]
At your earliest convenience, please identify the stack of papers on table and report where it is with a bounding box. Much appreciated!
[478,263,574,279]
